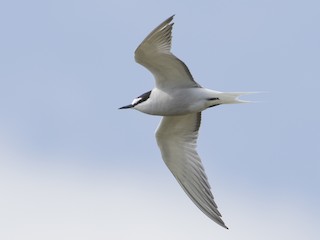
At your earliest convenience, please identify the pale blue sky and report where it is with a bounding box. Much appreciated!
[0,0,319,239]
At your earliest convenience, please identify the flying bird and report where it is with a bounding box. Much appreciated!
[120,15,250,229]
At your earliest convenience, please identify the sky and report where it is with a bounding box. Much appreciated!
[0,0,319,239]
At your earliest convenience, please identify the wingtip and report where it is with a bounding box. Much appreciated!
[214,216,229,229]
[216,218,229,229]
[162,14,175,25]
[165,14,175,24]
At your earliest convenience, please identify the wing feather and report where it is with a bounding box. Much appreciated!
[135,15,200,89]
[155,112,228,228]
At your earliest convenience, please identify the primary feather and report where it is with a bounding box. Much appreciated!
[156,112,228,228]
[135,15,200,90]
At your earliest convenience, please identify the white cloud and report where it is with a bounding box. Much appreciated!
[0,144,318,240]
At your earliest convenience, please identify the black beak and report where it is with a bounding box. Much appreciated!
[119,104,133,109]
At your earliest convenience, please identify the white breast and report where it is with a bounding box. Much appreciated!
[134,88,220,116]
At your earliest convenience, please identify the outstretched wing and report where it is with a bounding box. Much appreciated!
[155,112,228,228]
[135,15,200,90]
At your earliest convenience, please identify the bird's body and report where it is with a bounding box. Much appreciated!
[133,88,218,116]
[120,15,250,229]
[133,87,246,116]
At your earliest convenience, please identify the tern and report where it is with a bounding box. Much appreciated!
[120,15,250,229]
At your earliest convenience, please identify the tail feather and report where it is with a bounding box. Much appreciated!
[219,92,258,104]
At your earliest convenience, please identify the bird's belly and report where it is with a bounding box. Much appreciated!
[139,89,208,116]
[147,103,196,116]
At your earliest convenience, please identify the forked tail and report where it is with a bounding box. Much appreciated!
[219,92,257,104]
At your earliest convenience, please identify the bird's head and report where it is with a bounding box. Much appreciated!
[119,90,152,110]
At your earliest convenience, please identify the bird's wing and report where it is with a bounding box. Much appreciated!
[155,112,228,228]
[135,15,201,90]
